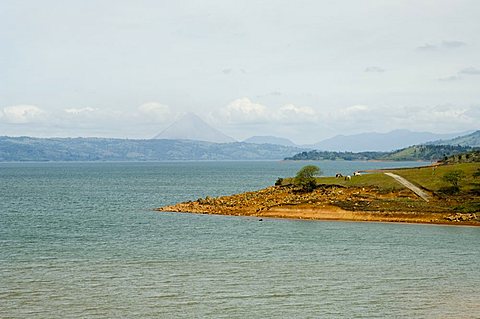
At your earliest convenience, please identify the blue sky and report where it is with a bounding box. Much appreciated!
[1,0,479,143]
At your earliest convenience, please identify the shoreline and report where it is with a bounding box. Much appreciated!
[159,208,480,227]
[156,185,479,227]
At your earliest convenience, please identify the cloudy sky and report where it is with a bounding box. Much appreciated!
[1,0,479,143]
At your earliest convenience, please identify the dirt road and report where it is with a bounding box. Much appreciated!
[384,172,432,202]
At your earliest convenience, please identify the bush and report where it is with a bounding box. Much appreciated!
[294,165,322,192]
[442,170,465,188]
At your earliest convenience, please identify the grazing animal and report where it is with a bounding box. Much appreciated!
[353,171,361,176]
[335,173,343,178]
[345,175,351,181]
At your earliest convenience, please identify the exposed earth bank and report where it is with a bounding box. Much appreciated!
[157,185,479,226]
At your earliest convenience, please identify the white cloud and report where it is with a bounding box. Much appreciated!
[459,67,480,75]
[417,40,467,51]
[277,104,317,122]
[64,107,98,114]
[221,98,268,123]
[137,102,172,122]
[333,105,370,118]
[417,43,437,51]
[365,66,385,73]
[438,66,480,82]
[1,105,45,124]
[215,98,320,125]
[438,75,461,82]
[441,40,467,48]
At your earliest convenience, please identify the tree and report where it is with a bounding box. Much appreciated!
[442,170,465,193]
[473,169,480,178]
[294,165,322,192]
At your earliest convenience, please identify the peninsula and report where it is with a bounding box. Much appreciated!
[157,156,480,226]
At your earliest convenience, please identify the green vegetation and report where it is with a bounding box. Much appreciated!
[390,163,478,193]
[442,170,466,193]
[429,130,480,147]
[0,136,303,161]
[279,154,479,215]
[317,174,406,192]
[294,165,322,192]
[381,145,474,161]
[390,162,479,213]
[441,150,480,164]
[285,145,475,162]
[286,150,383,161]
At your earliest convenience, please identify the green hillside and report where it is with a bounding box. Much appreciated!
[381,145,473,161]
[0,136,303,161]
[429,130,480,147]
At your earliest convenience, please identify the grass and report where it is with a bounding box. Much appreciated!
[281,162,480,214]
[282,162,480,196]
[389,163,480,193]
[316,174,405,191]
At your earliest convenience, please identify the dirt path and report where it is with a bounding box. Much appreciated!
[384,172,432,202]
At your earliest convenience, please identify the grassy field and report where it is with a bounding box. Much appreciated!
[390,162,479,193]
[316,174,406,192]
[281,161,479,214]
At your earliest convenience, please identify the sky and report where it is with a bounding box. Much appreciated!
[1,0,479,144]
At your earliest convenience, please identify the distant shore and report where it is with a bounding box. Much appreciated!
[157,185,479,226]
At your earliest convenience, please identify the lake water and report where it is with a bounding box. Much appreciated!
[1,161,479,318]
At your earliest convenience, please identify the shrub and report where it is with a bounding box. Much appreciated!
[294,165,322,192]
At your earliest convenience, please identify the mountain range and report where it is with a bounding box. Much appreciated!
[1,111,478,161]
[243,136,296,147]
[0,136,303,161]
[309,129,469,152]
[152,113,472,152]
[427,130,480,147]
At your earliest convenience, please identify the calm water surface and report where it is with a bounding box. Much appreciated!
[1,161,479,318]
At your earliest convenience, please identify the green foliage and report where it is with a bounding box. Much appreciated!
[275,177,284,186]
[442,170,466,188]
[382,145,475,161]
[440,170,466,194]
[285,145,476,162]
[294,165,322,192]
[473,169,480,178]
[285,150,383,161]
[0,136,303,161]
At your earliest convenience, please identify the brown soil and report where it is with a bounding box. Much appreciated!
[157,185,480,226]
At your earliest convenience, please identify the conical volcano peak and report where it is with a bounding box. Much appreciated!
[153,112,236,143]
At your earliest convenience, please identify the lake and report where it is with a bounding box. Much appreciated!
[1,161,479,318]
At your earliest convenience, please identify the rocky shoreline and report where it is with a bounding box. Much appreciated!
[157,185,480,226]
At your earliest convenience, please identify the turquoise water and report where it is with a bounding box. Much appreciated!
[1,161,479,318]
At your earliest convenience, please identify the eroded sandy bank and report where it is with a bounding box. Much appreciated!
[157,185,479,226]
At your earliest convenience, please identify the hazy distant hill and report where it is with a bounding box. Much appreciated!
[313,129,467,152]
[428,130,480,147]
[0,136,302,161]
[153,113,235,143]
[285,144,475,162]
[381,145,474,161]
[243,136,297,147]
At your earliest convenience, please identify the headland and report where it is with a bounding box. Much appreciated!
[157,162,480,226]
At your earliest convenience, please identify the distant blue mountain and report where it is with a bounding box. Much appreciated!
[0,136,303,161]
[243,135,297,147]
[427,130,480,147]
[312,129,469,152]
[153,113,235,143]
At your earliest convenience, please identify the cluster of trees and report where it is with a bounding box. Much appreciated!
[0,136,303,161]
[285,150,382,161]
[285,145,476,162]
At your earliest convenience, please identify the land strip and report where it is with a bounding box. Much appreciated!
[157,162,479,226]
